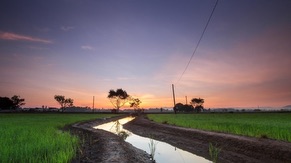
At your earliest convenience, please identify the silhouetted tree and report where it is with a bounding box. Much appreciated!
[184,104,194,112]
[129,97,143,113]
[54,95,74,112]
[11,95,25,109]
[107,88,130,112]
[174,103,184,112]
[0,97,13,110]
[191,97,204,113]
[174,103,194,113]
[0,95,25,110]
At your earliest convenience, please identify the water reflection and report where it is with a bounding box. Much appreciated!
[94,117,210,163]
[95,116,133,140]
[148,137,158,162]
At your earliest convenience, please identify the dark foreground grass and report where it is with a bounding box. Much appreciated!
[0,113,116,163]
[148,113,291,142]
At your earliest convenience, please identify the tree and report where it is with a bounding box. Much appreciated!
[174,103,194,113]
[129,97,141,109]
[129,97,143,113]
[107,88,130,112]
[54,95,74,112]
[0,97,13,110]
[0,95,25,110]
[174,103,184,113]
[184,104,194,112]
[191,97,205,113]
[11,95,25,109]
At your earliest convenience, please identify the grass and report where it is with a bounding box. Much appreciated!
[148,136,158,162]
[209,142,221,163]
[147,113,291,142]
[0,113,116,163]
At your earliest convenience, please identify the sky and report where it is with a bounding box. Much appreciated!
[0,0,291,109]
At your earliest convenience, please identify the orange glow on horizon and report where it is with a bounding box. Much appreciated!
[21,92,286,109]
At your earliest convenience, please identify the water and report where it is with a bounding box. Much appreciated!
[94,117,210,163]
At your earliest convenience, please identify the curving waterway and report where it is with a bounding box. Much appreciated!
[94,117,211,163]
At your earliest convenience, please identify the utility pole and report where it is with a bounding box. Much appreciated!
[93,96,95,112]
[172,84,177,114]
[172,84,176,106]
[185,96,188,104]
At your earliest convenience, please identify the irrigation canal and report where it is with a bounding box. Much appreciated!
[94,116,210,163]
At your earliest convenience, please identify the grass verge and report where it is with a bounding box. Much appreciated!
[0,113,116,163]
[147,113,291,142]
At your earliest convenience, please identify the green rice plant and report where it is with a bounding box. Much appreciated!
[148,113,291,142]
[148,136,158,162]
[0,113,116,163]
[209,142,221,163]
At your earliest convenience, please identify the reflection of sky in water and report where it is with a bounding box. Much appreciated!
[94,117,135,134]
[94,117,210,163]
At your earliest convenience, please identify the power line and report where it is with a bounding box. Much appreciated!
[175,0,219,85]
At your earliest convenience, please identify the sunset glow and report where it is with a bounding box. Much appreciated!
[1,0,290,109]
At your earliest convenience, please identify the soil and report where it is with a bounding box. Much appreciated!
[68,114,291,163]
[67,115,152,163]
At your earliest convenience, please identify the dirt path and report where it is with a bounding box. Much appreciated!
[68,115,151,163]
[68,115,291,163]
[123,115,291,163]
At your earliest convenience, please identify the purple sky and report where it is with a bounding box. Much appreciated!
[1,0,291,109]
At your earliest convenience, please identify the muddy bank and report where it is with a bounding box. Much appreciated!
[67,115,151,163]
[123,115,291,163]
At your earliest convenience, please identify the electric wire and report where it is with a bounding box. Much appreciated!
[175,0,219,85]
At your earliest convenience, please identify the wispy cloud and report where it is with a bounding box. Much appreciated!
[0,32,52,44]
[81,45,95,51]
[61,26,74,31]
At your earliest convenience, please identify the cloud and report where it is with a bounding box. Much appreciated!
[61,26,74,31]
[81,45,95,51]
[155,24,291,107]
[0,32,52,44]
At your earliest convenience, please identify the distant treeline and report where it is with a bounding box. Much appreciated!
[0,95,25,110]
